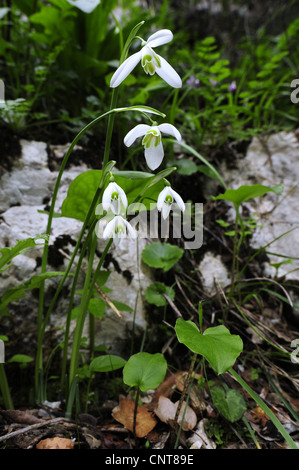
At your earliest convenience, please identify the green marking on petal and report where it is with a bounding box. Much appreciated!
[165,195,173,205]
[153,53,161,68]
[116,225,125,234]
[142,54,152,66]
[111,191,119,200]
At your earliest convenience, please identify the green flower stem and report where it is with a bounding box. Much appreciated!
[60,218,97,390]
[68,231,98,391]
[229,367,298,449]
[0,364,14,410]
[68,237,113,391]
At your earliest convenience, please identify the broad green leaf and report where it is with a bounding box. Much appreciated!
[0,272,66,315]
[210,385,247,422]
[123,352,167,392]
[145,282,175,307]
[142,242,183,272]
[175,319,243,375]
[0,235,48,272]
[88,297,105,319]
[167,159,198,175]
[212,184,284,208]
[7,354,33,364]
[61,170,102,221]
[90,355,126,373]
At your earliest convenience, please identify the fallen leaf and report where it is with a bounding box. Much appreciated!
[36,436,74,449]
[112,396,157,438]
[0,409,42,425]
[154,396,197,431]
[187,418,216,449]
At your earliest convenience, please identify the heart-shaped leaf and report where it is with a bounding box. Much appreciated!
[210,385,247,422]
[145,282,175,307]
[175,319,243,375]
[123,352,167,392]
[142,242,183,272]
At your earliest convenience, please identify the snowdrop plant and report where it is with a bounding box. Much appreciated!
[29,20,187,418]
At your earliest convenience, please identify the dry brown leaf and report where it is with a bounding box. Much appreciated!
[154,396,197,431]
[187,418,216,449]
[112,396,157,438]
[36,436,74,449]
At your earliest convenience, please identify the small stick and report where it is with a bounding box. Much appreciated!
[0,417,69,443]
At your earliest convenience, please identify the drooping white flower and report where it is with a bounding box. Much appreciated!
[124,123,181,171]
[66,0,100,14]
[102,182,128,215]
[157,186,185,219]
[103,215,137,245]
[110,29,182,89]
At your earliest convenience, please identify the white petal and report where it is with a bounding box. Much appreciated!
[157,186,169,211]
[144,140,164,170]
[158,123,181,142]
[117,186,128,211]
[146,29,173,48]
[162,203,171,220]
[110,51,141,88]
[102,182,115,211]
[154,53,182,88]
[124,219,137,239]
[170,188,185,212]
[66,0,100,13]
[124,124,151,147]
[103,217,116,239]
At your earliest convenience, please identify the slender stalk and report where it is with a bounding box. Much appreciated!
[133,386,140,438]
[68,232,98,389]
[68,237,113,390]
[60,218,97,390]
[0,364,14,410]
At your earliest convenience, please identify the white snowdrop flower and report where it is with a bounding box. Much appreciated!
[110,29,182,88]
[102,182,128,215]
[124,122,181,171]
[157,186,185,219]
[103,215,137,245]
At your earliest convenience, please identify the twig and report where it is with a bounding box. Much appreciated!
[163,294,182,318]
[59,248,122,318]
[0,417,70,443]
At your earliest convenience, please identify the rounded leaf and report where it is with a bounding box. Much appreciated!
[123,352,167,392]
